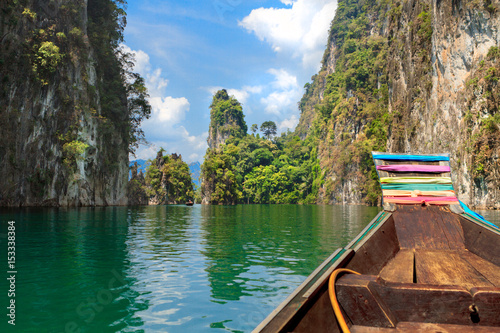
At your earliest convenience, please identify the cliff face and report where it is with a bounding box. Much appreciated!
[297,0,500,208]
[201,89,247,205]
[206,89,248,150]
[0,0,135,206]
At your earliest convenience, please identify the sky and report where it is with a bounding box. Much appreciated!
[123,0,338,163]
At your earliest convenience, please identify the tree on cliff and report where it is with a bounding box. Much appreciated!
[201,90,248,204]
[208,89,247,148]
[0,0,151,206]
[201,149,240,205]
[143,150,195,204]
[260,121,277,140]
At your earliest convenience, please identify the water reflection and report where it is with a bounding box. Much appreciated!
[0,204,383,333]
[199,205,381,332]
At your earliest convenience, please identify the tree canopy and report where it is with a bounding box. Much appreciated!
[260,121,277,140]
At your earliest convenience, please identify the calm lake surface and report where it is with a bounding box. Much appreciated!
[1,205,498,333]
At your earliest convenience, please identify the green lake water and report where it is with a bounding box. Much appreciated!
[1,205,498,333]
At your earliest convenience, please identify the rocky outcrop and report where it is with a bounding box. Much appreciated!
[206,89,247,150]
[297,0,500,208]
[141,151,195,205]
[0,0,132,206]
[201,89,247,205]
[127,162,148,205]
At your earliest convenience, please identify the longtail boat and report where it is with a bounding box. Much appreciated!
[254,152,500,333]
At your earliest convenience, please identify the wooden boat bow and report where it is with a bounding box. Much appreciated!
[254,152,500,333]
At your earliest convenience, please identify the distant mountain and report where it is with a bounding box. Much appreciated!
[189,162,201,188]
[129,159,150,179]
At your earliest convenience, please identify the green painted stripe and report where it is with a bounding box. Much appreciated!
[380,177,452,184]
[462,213,499,231]
[381,184,454,191]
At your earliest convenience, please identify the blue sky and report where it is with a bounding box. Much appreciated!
[124,0,338,162]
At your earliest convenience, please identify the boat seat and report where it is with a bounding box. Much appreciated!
[378,248,500,289]
[350,322,500,332]
[336,274,500,328]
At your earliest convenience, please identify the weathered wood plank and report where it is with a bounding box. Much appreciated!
[336,274,396,328]
[460,251,500,287]
[414,250,494,291]
[461,215,500,267]
[369,282,473,325]
[472,287,500,326]
[346,216,400,276]
[430,206,465,250]
[291,291,341,333]
[378,249,414,284]
[393,206,452,249]
[351,322,500,332]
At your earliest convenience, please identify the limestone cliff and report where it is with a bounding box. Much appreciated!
[201,89,247,205]
[207,89,247,150]
[297,0,500,208]
[0,0,149,206]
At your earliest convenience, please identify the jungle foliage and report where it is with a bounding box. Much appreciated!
[201,90,323,205]
[202,131,322,204]
[143,150,195,204]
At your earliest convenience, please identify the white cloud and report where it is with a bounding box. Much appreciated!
[239,0,337,70]
[121,45,169,96]
[149,96,190,123]
[122,44,208,162]
[205,85,263,105]
[134,130,208,163]
[260,68,301,116]
[121,44,191,130]
[268,68,298,90]
[279,115,299,131]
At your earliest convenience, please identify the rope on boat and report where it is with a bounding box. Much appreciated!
[328,268,360,333]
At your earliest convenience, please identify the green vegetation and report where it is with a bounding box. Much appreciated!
[299,0,394,204]
[464,45,500,181]
[88,0,152,156]
[0,0,152,205]
[201,90,323,204]
[260,121,277,140]
[202,131,322,204]
[22,8,36,21]
[143,150,195,204]
[209,89,247,140]
[62,140,89,169]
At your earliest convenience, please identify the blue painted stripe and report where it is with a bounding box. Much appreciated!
[459,200,498,229]
[372,153,449,161]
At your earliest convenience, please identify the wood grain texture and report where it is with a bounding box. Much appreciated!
[472,287,500,326]
[415,250,494,291]
[460,251,500,287]
[351,322,500,332]
[336,274,395,328]
[392,206,465,250]
[461,215,500,267]
[369,282,473,325]
[378,249,414,284]
[346,217,400,275]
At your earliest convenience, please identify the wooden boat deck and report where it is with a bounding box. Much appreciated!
[255,205,500,333]
[351,322,500,332]
[335,206,500,331]
[255,152,500,332]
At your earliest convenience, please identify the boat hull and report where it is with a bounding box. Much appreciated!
[254,205,500,332]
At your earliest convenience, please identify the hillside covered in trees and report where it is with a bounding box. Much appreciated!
[128,149,194,205]
[200,89,322,205]
[201,1,500,209]
[295,0,500,208]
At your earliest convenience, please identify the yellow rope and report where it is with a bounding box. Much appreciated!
[328,268,360,333]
